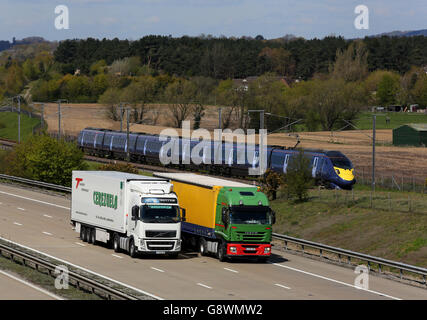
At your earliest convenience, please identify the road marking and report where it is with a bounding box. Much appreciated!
[0,202,2,205]
[272,263,401,300]
[75,242,86,247]
[43,214,53,218]
[275,283,291,290]
[224,267,239,273]
[150,267,165,273]
[112,254,123,259]
[197,283,212,289]
[0,270,63,300]
[0,191,70,210]
[17,207,25,211]
[13,222,23,226]
[42,231,52,236]
[0,236,163,300]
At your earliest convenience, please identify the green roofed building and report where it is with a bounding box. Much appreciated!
[392,123,427,147]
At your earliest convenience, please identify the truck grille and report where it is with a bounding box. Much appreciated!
[241,244,260,254]
[146,241,175,251]
[236,231,266,241]
[146,230,176,238]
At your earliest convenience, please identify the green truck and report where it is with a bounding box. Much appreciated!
[154,173,275,262]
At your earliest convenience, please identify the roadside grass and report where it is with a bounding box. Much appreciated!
[0,253,102,300]
[84,160,153,176]
[0,112,41,141]
[271,187,427,267]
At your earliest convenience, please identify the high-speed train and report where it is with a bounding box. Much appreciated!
[77,128,356,190]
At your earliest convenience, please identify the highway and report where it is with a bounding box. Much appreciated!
[0,183,426,300]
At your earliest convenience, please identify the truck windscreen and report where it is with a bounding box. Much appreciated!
[230,206,271,225]
[140,205,180,223]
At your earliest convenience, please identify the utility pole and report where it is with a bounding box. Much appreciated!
[126,108,130,162]
[218,107,222,129]
[248,109,266,175]
[17,96,21,143]
[372,115,376,193]
[120,102,123,132]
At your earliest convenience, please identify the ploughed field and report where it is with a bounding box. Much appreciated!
[40,103,427,182]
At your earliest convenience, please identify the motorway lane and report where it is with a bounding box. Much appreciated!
[0,270,60,300]
[0,183,426,300]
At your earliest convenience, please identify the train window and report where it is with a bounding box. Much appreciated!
[326,151,352,169]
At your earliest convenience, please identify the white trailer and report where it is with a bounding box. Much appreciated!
[71,171,183,258]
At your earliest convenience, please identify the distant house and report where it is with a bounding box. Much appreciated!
[393,123,427,147]
[232,76,291,91]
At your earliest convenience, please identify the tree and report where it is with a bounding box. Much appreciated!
[98,87,122,120]
[412,74,427,107]
[4,135,87,186]
[259,47,295,76]
[99,162,139,174]
[377,73,400,106]
[331,41,368,82]
[164,79,197,128]
[216,79,240,129]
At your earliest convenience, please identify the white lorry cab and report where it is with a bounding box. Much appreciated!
[71,171,184,258]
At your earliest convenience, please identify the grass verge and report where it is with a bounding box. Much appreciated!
[271,187,427,267]
[0,252,102,300]
[0,112,41,141]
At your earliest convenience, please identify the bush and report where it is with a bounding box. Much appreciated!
[4,135,87,186]
[282,150,313,202]
[98,162,139,174]
[258,169,285,200]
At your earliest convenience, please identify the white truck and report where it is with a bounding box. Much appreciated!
[70,171,184,258]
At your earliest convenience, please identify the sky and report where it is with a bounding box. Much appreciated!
[0,0,426,41]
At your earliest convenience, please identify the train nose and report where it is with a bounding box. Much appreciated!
[334,167,355,182]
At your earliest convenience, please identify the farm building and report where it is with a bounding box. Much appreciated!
[392,123,427,147]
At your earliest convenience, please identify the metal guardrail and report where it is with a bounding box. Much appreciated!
[1,173,426,288]
[273,233,427,286]
[0,174,71,192]
[0,242,137,300]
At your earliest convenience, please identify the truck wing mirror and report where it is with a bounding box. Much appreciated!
[131,205,139,221]
[271,210,276,225]
[181,208,186,222]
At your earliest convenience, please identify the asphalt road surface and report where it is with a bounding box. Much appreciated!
[0,183,426,300]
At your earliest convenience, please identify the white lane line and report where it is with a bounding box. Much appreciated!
[17,207,25,211]
[150,267,165,273]
[0,191,70,210]
[42,231,52,236]
[0,270,64,300]
[272,263,401,300]
[0,236,163,300]
[112,254,123,259]
[13,222,23,226]
[275,283,291,290]
[224,267,239,273]
[75,242,86,247]
[197,283,212,289]
[0,202,2,205]
[43,214,53,218]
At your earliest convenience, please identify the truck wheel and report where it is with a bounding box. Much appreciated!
[89,228,96,244]
[129,239,137,258]
[86,228,92,244]
[199,238,208,256]
[79,225,84,241]
[82,226,88,242]
[217,243,227,262]
[113,234,120,253]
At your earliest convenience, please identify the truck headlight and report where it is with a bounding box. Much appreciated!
[264,247,271,254]
[175,240,181,250]
[230,246,237,253]
[140,240,145,248]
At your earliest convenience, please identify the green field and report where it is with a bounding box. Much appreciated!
[354,111,427,130]
[0,112,41,141]
[271,186,427,267]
